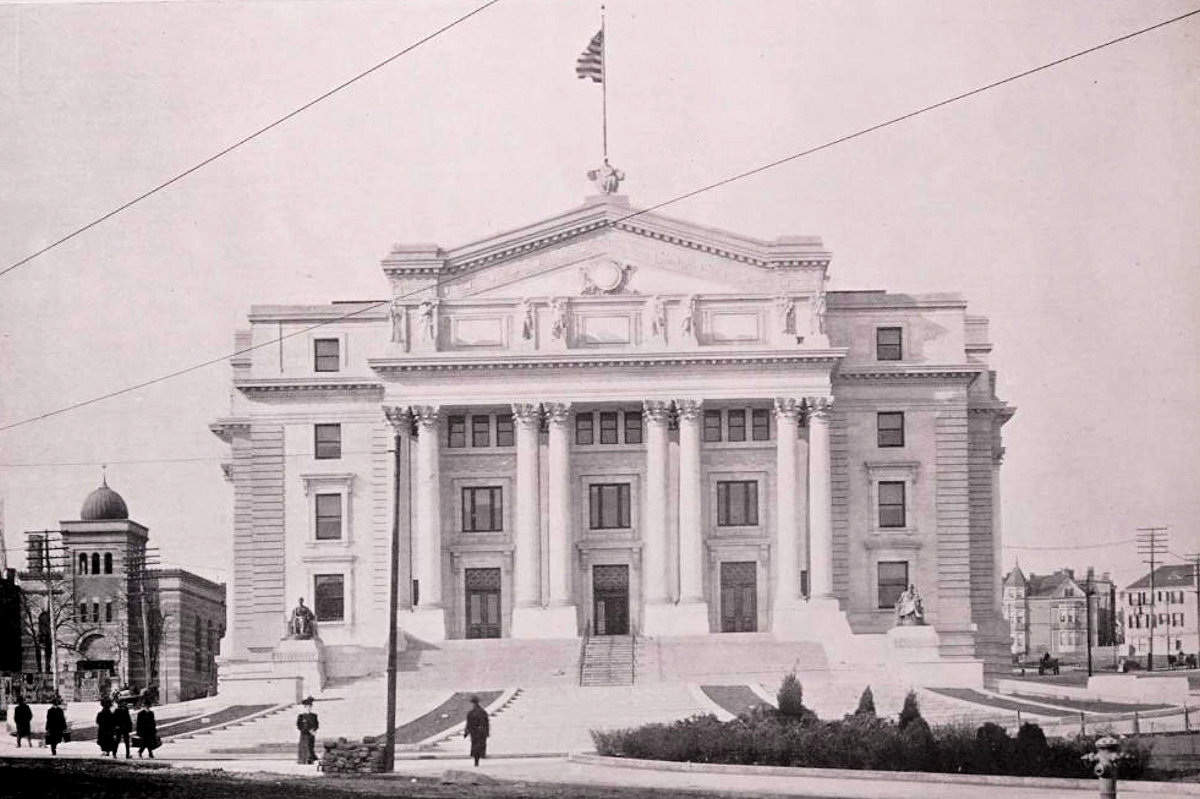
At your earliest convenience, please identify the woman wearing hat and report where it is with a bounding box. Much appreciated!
[96,697,117,757]
[463,696,489,767]
[296,696,319,764]
[136,698,160,758]
[45,696,68,756]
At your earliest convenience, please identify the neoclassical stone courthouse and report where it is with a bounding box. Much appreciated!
[211,189,1014,687]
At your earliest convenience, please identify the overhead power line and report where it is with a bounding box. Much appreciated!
[0,0,504,280]
[1004,538,1136,552]
[1,7,1198,434]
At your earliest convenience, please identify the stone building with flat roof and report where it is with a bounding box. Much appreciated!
[210,188,1014,694]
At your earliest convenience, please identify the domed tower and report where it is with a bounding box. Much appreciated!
[60,476,151,699]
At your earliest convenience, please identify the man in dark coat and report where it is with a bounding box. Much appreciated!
[136,699,159,758]
[95,698,117,757]
[13,696,33,748]
[113,698,134,758]
[463,695,489,767]
[45,697,67,756]
[296,696,319,764]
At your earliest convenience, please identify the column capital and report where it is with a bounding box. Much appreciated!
[643,399,672,424]
[544,402,572,426]
[804,396,834,421]
[773,397,804,421]
[383,405,411,433]
[674,398,704,422]
[411,405,440,428]
[511,402,542,427]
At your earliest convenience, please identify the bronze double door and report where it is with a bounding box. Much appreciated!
[720,561,757,632]
[592,564,630,636]
[465,568,501,639]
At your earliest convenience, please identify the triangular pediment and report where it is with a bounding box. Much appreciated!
[383,195,831,300]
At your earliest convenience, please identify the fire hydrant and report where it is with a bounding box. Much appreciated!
[1086,736,1124,799]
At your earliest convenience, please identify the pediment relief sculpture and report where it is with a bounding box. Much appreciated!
[580,259,636,296]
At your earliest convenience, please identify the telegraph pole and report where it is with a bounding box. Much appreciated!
[1188,553,1200,658]
[382,406,409,773]
[1085,571,1094,677]
[1136,527,1168,671]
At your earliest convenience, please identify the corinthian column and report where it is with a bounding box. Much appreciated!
[407,405,446,640]
[511,403,542,611]
[773,398,803,612]
[805,396,835,600]
[545,403,574,609]
[675,399,705,604]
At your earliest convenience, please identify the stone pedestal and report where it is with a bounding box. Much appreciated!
[272,637,326,696]
[511,605,578,639]
[400,607,446,643]
[884,624,983,688]
[885,624,941,663]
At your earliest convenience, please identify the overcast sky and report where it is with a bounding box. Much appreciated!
[1,0,1197,589]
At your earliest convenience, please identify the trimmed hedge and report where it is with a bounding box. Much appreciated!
[591,679,1150,780]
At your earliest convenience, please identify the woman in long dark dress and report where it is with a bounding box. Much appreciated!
[95,698,117,757]
[136,699,159,758]
[45,697,67,756]
[463,696,490,767]
[296,696,319,764]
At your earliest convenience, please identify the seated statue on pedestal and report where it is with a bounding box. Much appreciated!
[894,584,925,626]
[288,597,317,640]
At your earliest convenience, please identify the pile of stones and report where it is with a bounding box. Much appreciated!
[319,736,388,773]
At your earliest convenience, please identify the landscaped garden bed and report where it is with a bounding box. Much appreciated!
[592,675,1155,780]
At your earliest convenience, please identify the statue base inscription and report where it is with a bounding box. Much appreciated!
[272,637,326,695]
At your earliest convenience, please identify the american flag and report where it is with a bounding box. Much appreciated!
[575,30,603,83]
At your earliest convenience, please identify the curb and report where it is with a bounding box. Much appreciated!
[568,752,1200,795]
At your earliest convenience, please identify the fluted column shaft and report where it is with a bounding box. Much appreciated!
[642,401,672,605]
[546,403,574,606]
[676,399,704,603]
[413,406,443,608]
[806,397,835,600]
[512,404,542,608]
[773,399,803,609]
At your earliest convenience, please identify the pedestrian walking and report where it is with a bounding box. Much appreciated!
[13,696,33,748]
[135,699,159,758]
[45,697,67,756]
[463,695,489,767]
[113,698,133,758]
[96,697,117,757]
[296,696,319,765]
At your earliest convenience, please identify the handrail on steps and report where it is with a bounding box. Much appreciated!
[578,620,591,686]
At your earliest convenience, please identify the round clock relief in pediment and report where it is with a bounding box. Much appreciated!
[581,259,634,295]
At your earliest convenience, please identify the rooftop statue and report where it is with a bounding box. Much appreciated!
[587,160,625,195]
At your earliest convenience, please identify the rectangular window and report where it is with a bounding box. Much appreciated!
[471,415,491,448]
[314,423,342,459]
[878,481,906,528]
[575,412,594,445]
[314,338,341,372]
[876,327,902,361]
[703,410,723,442]
[447,415,467,448]
[79,602,88,621]
[314,574,345,622]
[495,414,514,447]
[105,602,113,623]
[877,412,905,448]
[751,409,770,441]
[588,483,631,529]
[717,481,759,527]
[727,410,746,442]
[315,493,343,540]
[92,602,100,623]
[598,412,619,444]
[462,486,503,533]
[878,560,909,609]
[623,411,643,444]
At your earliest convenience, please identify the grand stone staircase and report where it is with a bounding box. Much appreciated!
[579,635,637,686]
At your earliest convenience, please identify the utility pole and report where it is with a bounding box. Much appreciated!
[1136,527,1168,672]
[26,531,66,698]
[1085,571,1094,677]
[382,406,409,773]
[1188,553,1200,658]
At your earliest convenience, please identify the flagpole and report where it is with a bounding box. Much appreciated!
[601,5,608,162]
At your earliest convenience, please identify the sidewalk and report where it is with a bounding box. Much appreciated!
[161,753,1200,798]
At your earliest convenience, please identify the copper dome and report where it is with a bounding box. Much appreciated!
[80,479,129,521]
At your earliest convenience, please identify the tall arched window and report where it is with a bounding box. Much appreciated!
[91,553,100,574]
[104,553,113,574]
[79,553,89,574]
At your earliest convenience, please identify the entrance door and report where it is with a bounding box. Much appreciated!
[465,568,502,639]
[592,564,629,636]
[75,660,115,701]
[720,561,757,632]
